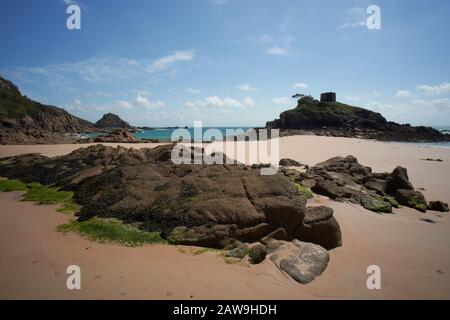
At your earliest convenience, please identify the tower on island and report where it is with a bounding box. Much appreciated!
[320,92,336,103]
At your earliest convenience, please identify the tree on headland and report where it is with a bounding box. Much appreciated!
[292,93,314,103]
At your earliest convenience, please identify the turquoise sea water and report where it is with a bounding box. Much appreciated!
[81,125,450,148]
[134,127,255,142]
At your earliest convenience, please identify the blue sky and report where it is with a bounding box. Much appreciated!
[1,0,450,127]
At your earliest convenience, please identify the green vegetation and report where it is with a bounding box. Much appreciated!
[0,178,81,213]
[58,218,167,247]
[0,179,28,192]
[294,182,314,199]
[409,196,427,212]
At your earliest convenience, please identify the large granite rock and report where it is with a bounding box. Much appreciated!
[0,144,343,250]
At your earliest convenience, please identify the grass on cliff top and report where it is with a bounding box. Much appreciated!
[0,178,81,213]
[58,218,167,247]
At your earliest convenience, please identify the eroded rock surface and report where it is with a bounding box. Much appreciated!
[0,144,343,252]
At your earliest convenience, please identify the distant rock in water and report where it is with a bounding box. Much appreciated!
[77,129,142,144]
[0,76,93,144]
[95,113,132,129]
[266,95,450,142]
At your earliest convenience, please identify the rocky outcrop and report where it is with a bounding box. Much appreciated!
[94,113,132,129]
[292,155,445,214]
[0,144,342,253]
[0,76,93,144]
[266,96,449,142]
[77,129,142,143]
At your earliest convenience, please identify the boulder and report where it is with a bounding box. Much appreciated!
[360,194,392,213]
[427,201,449,212]
[279,158,302,167]
[294,206,342,250]
[225,242,249,259]
[386,167,414,195]
[395,189,427,213]
[269,240,330,284]
[248,244,268,264]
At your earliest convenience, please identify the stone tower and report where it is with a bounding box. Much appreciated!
[320,92,336,103]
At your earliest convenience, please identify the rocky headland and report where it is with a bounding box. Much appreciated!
[266,95,450,142]
[0,76,94,144]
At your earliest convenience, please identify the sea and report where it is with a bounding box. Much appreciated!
[134,127,256,142]
[81,125,450,148]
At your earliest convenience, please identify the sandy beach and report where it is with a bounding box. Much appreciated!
[1,135,450,299]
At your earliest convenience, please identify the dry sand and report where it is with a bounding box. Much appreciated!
[0,135,449,299]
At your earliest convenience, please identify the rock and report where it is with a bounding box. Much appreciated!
[1,76,94,145]
[427,201,449,212]
[265,95,449,142]
[0,144,309,249]
[248,244,268,264]
[294,206,342,250]
[269,240,329,284]
[279,158,302,167]
[364,178,387,195]
[360,194,392,213]
[235,223,273,243]
[94,113,132,129]
[93,129,141,143]
[294,155,430,214]
[261,227,289,243]
[386,167,414,195]
[225,242,249,259]
[395,189,427,213]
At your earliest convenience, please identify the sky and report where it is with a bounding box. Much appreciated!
[1,0,450,127]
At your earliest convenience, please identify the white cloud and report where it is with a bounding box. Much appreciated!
[186,88,201,94]
[410,98,450,111]
[185,96,255,109]
[339,7,367,30]
[117,100,133,109]
[266,46,288,56]
[416,82,450,96]
[75,99,82,105]
[147,50,194,73]
[236,84,254,91]
[293,82,308,89]
[131,89,151,96]
[395,90,411,97]
[243,97,255,107]
[134,94,166,109]
[272,97,291,105]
